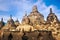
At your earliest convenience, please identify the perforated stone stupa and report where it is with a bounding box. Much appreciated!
[28,5,45,26]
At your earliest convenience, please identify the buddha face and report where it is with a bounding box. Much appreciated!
[22,18,29,24]
[25,18,29,24]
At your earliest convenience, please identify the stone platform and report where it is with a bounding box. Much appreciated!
[0,30,55,40]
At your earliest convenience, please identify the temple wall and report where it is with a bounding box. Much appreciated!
[0,30,55,40]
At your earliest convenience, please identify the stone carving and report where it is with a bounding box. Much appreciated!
[28,5,44,26]
[2,15,16,31]
[0,5,60,40]
[15,19,20,27]
[22,12,30,25]
[47,8,59,24]
[7,15,15,26]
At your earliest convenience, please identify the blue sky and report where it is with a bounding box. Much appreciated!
[0,0,60,22]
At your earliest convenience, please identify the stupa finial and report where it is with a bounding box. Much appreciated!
[10,15,12,19]
[24,11,27,16]
[32,5,38,12]
[1,18,3,22]
[50,8,52,13]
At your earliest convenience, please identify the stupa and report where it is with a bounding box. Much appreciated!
[28,5,45,26]
[0,18,5,29]
[15,18,20,27]
[47,8,59,24]
[2,15,16,31]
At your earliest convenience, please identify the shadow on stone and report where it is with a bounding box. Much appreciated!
[22,32,28,40]
[8,33,13,40]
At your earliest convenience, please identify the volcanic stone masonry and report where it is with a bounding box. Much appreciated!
[0,5,60,40]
